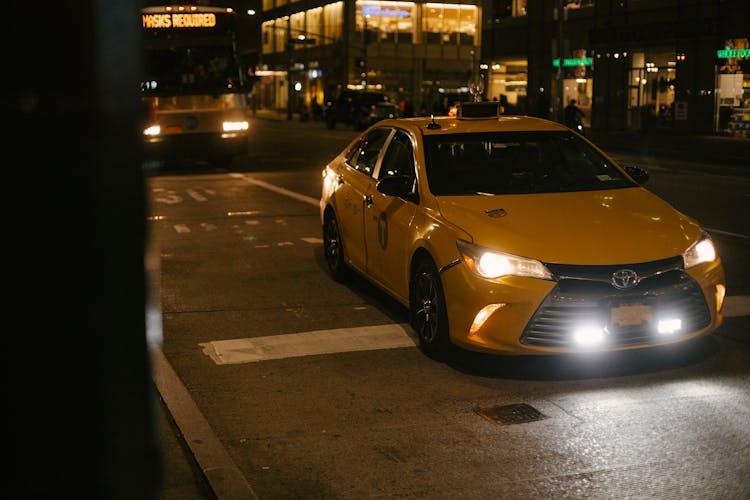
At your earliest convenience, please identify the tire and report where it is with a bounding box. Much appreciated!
[410,258,453,359]
[323,210,349,282]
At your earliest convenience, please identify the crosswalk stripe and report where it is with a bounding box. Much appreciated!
[198,296,749,365]
[200,324,416,365]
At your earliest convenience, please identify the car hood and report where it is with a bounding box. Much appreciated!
[436,187,700,265]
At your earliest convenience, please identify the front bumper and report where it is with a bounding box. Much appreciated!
[441,255,725,355]
[143,131,248,162]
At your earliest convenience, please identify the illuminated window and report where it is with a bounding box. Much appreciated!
[324,2,343,44]
[263,18,288,54]
[291,11,305,42]
[356,1,415,44]
[423,3,477,45]
[261,21,275,54]
[306,7,323,46]
[564,0,594,9]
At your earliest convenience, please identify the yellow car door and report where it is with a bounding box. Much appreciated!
[365,129,418,301]
[336,128,392,273]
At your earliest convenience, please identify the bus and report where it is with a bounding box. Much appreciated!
[140,5,249,164]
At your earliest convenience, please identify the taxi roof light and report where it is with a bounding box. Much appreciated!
[457,101,503,119]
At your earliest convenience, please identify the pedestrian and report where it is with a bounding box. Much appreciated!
[564,99,585,133]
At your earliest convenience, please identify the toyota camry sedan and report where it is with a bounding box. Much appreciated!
[319,102,726,359]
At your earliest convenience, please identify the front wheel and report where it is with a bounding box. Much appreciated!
[323,210,349,282]
[410,258,453,359]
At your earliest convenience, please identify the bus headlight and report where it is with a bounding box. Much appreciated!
[143,124,161,136]
[223,120,249,132]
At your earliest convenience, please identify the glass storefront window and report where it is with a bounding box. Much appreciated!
[323,2,343,44]
[514,0,527,16]
[290,12,305,43]
[627,48,677,130]
[423,3,477,45]
[306,7,323,46]
[262,21,283,54]
[491,1,526,19]
[356,1,415,44]
[564,0,594,8]
[487,59,528,114]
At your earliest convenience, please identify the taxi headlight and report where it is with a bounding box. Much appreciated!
[457,240,553,280]
[683,232,717,269]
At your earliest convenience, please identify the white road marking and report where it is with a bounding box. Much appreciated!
[724,295,750,318]
[200,324,416,365]
[706,227,750,240]
[301,237,323,244]
[240,176,319,207]
[228,210,260,217]
[199,295,749,365]
[174,224,191,233]
[200,223,217,231]
[187,189,208,202]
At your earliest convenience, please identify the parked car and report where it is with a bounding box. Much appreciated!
[319,102,726,359]
[367,102,402,126]
[324,89,389,130]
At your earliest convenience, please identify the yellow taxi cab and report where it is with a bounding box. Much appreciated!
[319,102,726,359]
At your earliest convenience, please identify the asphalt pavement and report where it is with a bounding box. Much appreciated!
[150,109,749,500]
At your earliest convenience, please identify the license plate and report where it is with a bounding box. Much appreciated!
[610,304,652,327]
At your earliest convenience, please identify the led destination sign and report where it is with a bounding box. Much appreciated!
[142,12,217,29]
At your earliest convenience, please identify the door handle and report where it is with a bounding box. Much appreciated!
[364,194,373,207]
[337,174,344,185]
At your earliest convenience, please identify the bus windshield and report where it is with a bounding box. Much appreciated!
[143,44,244,95]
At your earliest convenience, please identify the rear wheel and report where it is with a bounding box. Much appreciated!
[323,210,349,282]
[410,258,453,359]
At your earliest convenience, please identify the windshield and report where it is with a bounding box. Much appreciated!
[141,40,244,95]
[425,131,636,195]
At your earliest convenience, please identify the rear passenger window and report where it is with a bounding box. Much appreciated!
[347,128,392,177]
[379,130,415,181]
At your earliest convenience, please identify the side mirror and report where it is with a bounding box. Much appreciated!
[376,175,418,202]
[624,165,649,184]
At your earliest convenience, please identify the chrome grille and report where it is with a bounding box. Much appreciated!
[520,260,711,348]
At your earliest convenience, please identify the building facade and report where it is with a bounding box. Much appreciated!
[481,0,749,135]
[255,0,483,116]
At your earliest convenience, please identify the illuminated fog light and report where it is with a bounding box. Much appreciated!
[574,325,605,346]
[657,318,682,335]
[469,303,505,335]
[716,284,726,312]
[143,124,161,136]
[223,120,249,132]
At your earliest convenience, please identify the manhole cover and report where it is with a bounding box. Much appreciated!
[474,403,547,426]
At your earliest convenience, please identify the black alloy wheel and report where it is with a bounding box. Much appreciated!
[323,211,349,282]
[410,258,452,359]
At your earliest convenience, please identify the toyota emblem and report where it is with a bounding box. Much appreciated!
[611,269,640,289]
